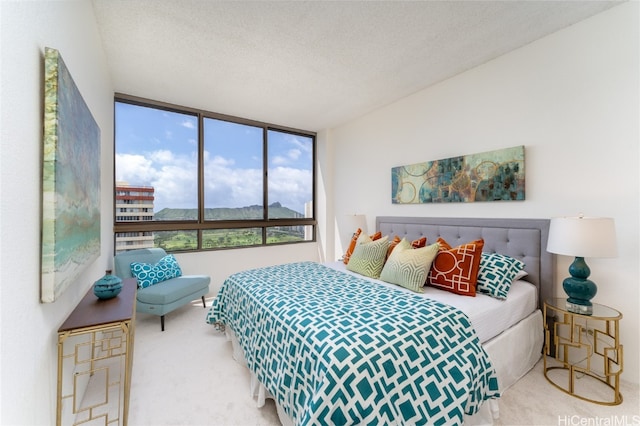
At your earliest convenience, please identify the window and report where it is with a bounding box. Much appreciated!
[203,118,263,220]
[114,95,316,253]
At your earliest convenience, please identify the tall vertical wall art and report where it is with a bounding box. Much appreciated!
[42,47,101,303]
[392,145,525,204]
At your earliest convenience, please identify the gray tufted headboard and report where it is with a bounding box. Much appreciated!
[376,216,555,309]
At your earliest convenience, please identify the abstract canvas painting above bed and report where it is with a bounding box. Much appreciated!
[207,217,554,425]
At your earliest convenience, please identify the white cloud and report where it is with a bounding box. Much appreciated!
[116,150,198,210]
[204,153,262,208]
[150,149,175,164]
[210,154,235,167]
[271,155,288,166]
[268,166,312,212]
[289,135,312,155]
[287,149,301,160]
[270,149,303,166]
[117,150,311,214]
[182,119,196,129]
[115,153,157,183]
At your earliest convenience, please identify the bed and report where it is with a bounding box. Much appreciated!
[206,217,554,425]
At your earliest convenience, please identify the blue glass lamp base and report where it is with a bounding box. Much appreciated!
[562,256,597,316]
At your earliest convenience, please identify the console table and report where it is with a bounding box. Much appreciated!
[56,278,137,425]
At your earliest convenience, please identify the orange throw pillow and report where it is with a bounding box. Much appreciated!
[386,235,402,259]
[343,228,362,264]
[369,231,382,241]
[411,237,427,248]
[427,238,484,296]
[387,235,428,259]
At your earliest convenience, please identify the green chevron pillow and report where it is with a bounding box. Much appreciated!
[346,235,390,279]
[380,239,439,293]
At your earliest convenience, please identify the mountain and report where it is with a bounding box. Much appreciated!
[154,202,303,220]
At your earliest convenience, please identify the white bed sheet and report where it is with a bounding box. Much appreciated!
[326,261,537,343]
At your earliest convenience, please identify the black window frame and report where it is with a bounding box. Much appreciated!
[113,94,317,253]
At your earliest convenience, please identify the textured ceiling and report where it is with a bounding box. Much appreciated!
[92,0,621,131]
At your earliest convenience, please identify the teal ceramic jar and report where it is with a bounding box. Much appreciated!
[93,270,123,300]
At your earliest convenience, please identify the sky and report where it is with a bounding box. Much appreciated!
[115,102,312,214]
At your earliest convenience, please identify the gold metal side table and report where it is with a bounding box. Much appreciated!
[57,278,137,425]
[543,298,623,405]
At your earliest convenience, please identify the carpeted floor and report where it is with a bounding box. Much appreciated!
[125,298,639,426]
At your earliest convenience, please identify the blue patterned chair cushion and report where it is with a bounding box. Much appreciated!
[130,254,183,289]
[476,252,526,300]
[380,239,439,293]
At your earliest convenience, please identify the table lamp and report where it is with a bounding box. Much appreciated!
[344,214,368,236]
[546,215,617,315]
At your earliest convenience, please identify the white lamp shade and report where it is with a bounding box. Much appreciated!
[344,214,368,235]
[547,216,617,258]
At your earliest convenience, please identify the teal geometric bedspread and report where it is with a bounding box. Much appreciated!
[206,261,499,425]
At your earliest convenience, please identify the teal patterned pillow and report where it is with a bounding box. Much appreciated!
[130,254,183,289]
[380,240,439,293]
[476,252,526,300]
[346,236,390,279]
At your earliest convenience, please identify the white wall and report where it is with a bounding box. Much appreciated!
[0,2,114,424]
[327,3,639,385]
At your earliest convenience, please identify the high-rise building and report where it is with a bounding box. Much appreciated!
[115,182,155,253]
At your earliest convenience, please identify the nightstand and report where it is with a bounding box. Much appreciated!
[543,298,623,405]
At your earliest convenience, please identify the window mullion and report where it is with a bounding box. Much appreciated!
[197,113,205,250]
[263,126,269,221]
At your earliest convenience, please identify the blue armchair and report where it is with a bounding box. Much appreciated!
[114,248,210,331]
